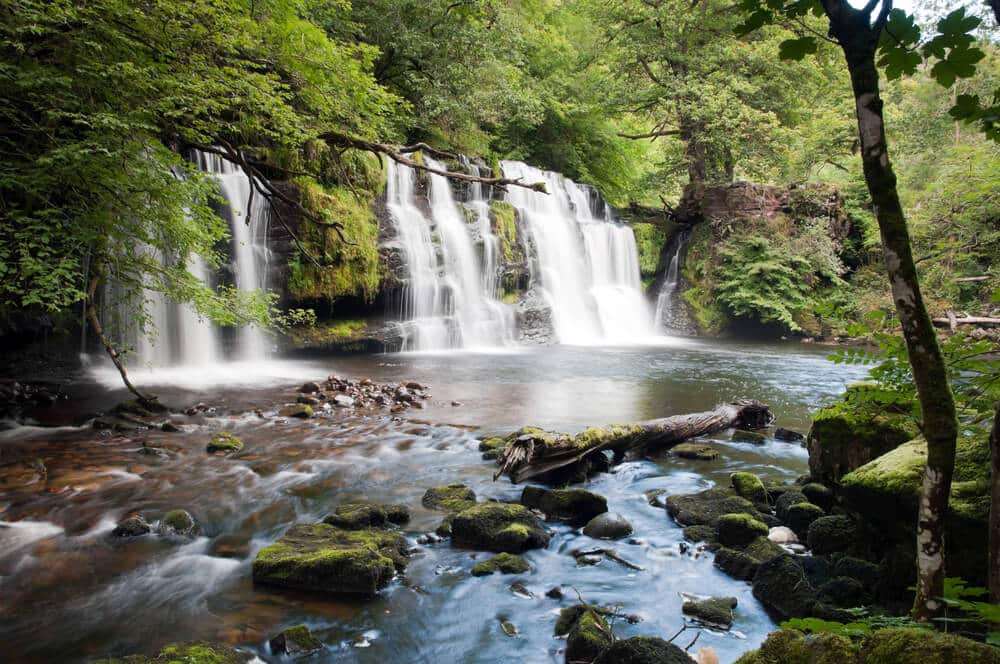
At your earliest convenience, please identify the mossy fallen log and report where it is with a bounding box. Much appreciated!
[494,400,772,483]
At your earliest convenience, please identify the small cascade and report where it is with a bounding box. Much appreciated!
[502,161,653,344]
[654,228,689,334]
[386,159,514,350]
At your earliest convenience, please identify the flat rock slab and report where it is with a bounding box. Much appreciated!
[253,523,408,596]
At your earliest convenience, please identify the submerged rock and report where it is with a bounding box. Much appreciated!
[471,552,530,576]
[682,596,737,628]
[159,510,197,537]
[112,515,151,537]
[520,486,608,526]
[323,502,410,530]
[582,512,633,540]
[450,503,549,553]
[773,427,804,442]
[732,430,766,444]
[269,624,323,657]
[206,431,243,454]
[253,523,408,595]
[672,443,720,460]
[593,637,690,664]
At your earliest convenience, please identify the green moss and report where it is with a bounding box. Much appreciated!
[865,627,1000,663]
[806,399,920,483]
[252,523,408,595]
[471,552,530,576]
[287,319,367,346]
[287,177,381,303]
[450,502,549,553]
[566,608,614,663]
[572,424,643,449]
[631,222,667,281]
[665,487,763,528]
[206,431,243,454]
[489,200,521,264]
[422,484,477,513]
[673,443,721,460]
[731,472,767,503]
[270,625,322,655]
[323,502,410,530]
[784,502,825,539]
[94,642,249,664]
[681,222,729,335]
[742,629,859,664]
[479,436,509,460]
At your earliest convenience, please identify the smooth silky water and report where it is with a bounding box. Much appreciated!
[0,340,867,663]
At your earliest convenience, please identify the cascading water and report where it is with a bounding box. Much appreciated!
[386,159,514,350]
[654,228,689,334]
[502,161,653,344]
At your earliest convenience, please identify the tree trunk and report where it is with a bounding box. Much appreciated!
[990,401,1000,604]
[822,1,958,621]
[495,400,773,483]
[85,270,156,406]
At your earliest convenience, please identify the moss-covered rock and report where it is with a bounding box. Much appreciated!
[682,596,737,628]
[733,429,767,444]
[252,523,408,596]
[593,636,691,664]
[714,536,784,580]
[94,642,252,664]
[159,509,197,537]
[734,629,858,664]
[865,626,1000,663]
[112,515,151,537]
[479,436,509,460]
[206,431,243,454]
[731,472,768,504]
[774,490,809,521]
[471,552,530,576]
[818,575,867,607]
[801,482,835,511]
[751,554,817,619]
[806,514,857,555]
[717,513,769,547]
[785,502,825,540]
[683,524,718,544]
[520,486,608,526]
[278,404,313,418]
[269,624,323,656]
[323,502,410,530]
[665,487,764,529]
[672,443,720,460]
[566,607,613,663]
[422,483,477,513]
[806,400,920,484]
[450,503,550,553]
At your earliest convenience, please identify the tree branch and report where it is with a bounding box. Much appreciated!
[618,128,681,140]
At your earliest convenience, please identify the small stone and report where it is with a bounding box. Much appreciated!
[332,395,355,408]
[682,596,738,628]
[732,430,767,444]
[673,443,720,460]
[112,515,151,537]
[159,509,197,537]
[471,552,530,576]
[299,382,320,394]
[582,512,633,540]
[269,624,323,656]
[576,554,602,566]
[774,427,805,442]
[767,526,799,545]
[161,421,180,433]
[405,381,423,390]
[278,404,313,418]
[451,401,462,407]
[500,619,518,637]
[510,582,534,598]
[546,586,564,600]
[206,431,243,454]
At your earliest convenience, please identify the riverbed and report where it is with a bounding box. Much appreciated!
[0,340,867,663]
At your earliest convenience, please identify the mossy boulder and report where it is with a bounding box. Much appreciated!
[422,483,477,513]
[471,552,530,576]
[751,554,817,619]
[252,523,408,596]
[665,487,765,530]
[269,624,323,656]
[731,472,768,504]
[450,502,550,553]
[159,509,197,537]
[806,399,919,484]
[593,637,691,664]
[801,482,835,511]
[323,502,410,530]
[818,575,867,607]
[520,486,608,526]
[565,607,613,663]
[865,626,1000,663]
[206,431,243,454]
[785,502,825,540]
[714,536,784,580]
[682,596,737,628]
[672,443,720,460]
[94,642,251,664]
[774,490,809,521]
[807,515,857,555]
[717,513,769,547]
[734,629,858,664]
[278,404,314,418]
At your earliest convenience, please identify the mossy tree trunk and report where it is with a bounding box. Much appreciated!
[820,0,958,622]
[991,401,1000,604]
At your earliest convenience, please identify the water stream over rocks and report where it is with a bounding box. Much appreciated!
[0,341,866,663]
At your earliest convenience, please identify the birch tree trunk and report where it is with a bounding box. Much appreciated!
[820,0,958,622]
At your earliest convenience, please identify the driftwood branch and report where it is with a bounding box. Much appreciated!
[933,316,1000,328]
[495,400,773,483]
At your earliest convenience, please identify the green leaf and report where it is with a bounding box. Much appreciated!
[930,45,986,88]
[778,37,818,61]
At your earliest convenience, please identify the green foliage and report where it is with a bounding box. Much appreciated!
[938,578,1000,644]
[716,236,814,330]
[782,611,929,639]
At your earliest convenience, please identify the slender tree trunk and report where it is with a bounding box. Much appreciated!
[823,1,958,621]
[990,402,1000,604]
[85,267,156,405]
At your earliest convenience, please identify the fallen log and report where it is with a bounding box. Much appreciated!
[494,400,772,484]
[933,316,1000,328]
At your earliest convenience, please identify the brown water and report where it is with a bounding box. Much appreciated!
[0,339,867,663]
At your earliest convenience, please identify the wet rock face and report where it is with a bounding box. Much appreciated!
[252,523,408,596]
[582,512,633,540]
[269,625,323,657]
[519,486,608,527]
[450,503,550,553]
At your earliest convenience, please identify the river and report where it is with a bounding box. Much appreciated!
[0,339,867,663]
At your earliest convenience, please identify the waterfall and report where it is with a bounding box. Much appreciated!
[386,159,514,350]
[501,161,653,344]
[654,229,689,334]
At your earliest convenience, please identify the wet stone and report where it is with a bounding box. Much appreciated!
[269,624,323,656]
[112,515,151,538]
[158,510,197,537]
[582,512,633,540]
